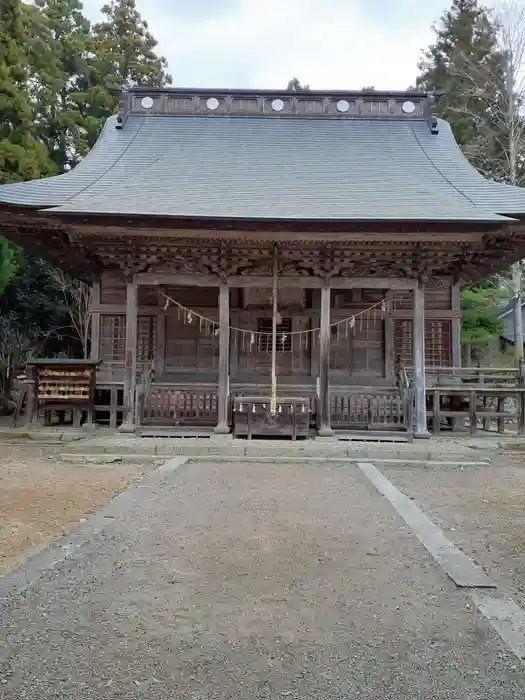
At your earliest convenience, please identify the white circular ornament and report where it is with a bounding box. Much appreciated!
[206,97,220,111]
[140,96,154,109]
[402,100,416,114]
[336,99,350,113]
[271,98,285,112]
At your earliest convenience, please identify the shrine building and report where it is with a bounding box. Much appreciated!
[2,87,525,438]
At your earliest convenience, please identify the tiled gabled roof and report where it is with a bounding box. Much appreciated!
[0,88,524,222]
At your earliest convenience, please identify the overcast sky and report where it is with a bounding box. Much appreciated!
[80,0,488,90]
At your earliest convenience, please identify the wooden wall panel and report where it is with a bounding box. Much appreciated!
[242,287,305,308]
[100,275,126,304]
[330,317,384,376]
[392,284,451,312]
[165,310,218,372]
[165,286,218,307]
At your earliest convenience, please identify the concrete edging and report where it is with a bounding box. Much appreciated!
[55,452,491,468]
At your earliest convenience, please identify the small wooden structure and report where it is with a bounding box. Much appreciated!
[24,359,100,427]
[233,396,310,440]
[3,87,525,438]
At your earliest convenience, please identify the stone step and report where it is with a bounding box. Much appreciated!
[56,452,491,468]
[0,428,85,444]
[56,437,489,463]
[334,431,409,443]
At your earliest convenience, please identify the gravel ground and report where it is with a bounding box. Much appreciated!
[0,444,148,575]
[383,453,525,610]
[1,459,525,699]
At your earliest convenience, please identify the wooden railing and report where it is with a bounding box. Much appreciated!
[424,366,521,387]
[135,379,416,435]
[424,363,525,435]
[139,383,218,426]
[330,385,414,437]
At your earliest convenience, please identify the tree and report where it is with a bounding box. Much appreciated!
[48,267,92,357]
[0,0,57,375]
[434,0,525,359]
[461,280,504,364]
[418,0,525,363]
[89,0,171,129]
[0,255,75,412]
[491,1,525,360]
[0,0,55,183]
[0,237,19,296]
[29,0,93,172]
[286,77,310,91]
[416,0,507,174]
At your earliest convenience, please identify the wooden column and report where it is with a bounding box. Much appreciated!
[155,288,167,377]
[451,282,461,367]
[119,277,138,433]
[84,281,101,429]
[89,281,101,361]
[214,284,230,434]
[384,289,395,380]
[318,284,333,437]
[519,360,525,436]
[413,283,429,438]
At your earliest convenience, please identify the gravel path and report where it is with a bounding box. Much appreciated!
[1,459,525,699]
[0,444,146,575]
[383,456,525,611]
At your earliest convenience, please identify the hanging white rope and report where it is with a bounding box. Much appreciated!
[156,288,388,344]
[270,246,278,415]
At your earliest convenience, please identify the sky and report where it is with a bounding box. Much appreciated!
[80,0,479,91]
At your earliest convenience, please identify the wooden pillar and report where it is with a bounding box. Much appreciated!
[83,281,101,429]
[318,283,333,437]
[451,282,461,368]
[384,289,395,380]
[155,288,167,377]
[413,283,429,438]
[89,281,101,361]
[23,363,37,426]
[214,284,230,434]
[119,277,138,433]
[519,360,525,436]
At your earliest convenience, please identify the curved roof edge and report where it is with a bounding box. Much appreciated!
[0,101,524,222]
[0,116,139,207]
[419,119,525,216]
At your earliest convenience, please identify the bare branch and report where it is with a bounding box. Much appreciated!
[47,265,93,358]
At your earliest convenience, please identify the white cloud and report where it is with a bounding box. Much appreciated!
[83,0,440,90]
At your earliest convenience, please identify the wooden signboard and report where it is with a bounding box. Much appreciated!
[26,359,101,427]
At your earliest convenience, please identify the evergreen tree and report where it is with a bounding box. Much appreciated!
[30,0,93,172]
[417,0,516,356]
[90,0,171,122]
[286,77,310,91]
[461,282,504,343]
[0,238,19,297]
[416,0,506,172]
[0,0,55,182]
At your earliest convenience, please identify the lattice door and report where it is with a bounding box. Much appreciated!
[394,320,451,367]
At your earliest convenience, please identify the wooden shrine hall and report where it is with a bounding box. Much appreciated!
[3,86,525,438]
